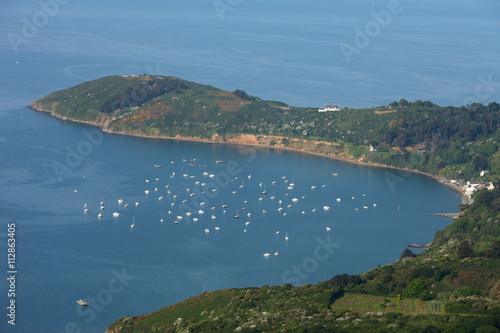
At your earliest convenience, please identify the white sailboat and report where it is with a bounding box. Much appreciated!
[130,217,135,229]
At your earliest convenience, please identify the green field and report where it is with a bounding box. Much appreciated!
[331,293,442,314]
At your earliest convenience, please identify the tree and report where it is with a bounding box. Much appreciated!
[330,273,363,288]
[380,265,396,274]
[484,241,500,259]
[399,99,409,107]
[475,326,500,333]
[403,278,427,298]
[490,151,500,174]
[457,240,474,259]
[233,89,254,101]
[400,248,416,259]
[472,154,488,171]
[473,191,493,209]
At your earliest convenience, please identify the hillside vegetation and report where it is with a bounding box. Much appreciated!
[30,75,500,182]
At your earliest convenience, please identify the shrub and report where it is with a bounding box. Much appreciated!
[401,248,416,259]
[381,265,396,274]
[445,300,475,313]
[403,278,427,298]
[475,326,500,333]
[420,291,436,301]
[456,287,481,296]
[457,240,474,259]
[411,267,435,279]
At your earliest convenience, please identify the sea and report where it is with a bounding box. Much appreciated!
[0,1,499,332]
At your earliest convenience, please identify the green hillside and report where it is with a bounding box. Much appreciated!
[30,75,499,181]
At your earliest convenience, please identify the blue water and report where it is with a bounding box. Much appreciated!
[1,0,499,109]
[0,0,496,332]
[0,108,460,332]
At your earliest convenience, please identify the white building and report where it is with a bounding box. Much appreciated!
[480,170,489,177]
[319,104,341,112]
[465,181,483,196]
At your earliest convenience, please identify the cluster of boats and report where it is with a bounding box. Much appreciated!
[75,158,377,257]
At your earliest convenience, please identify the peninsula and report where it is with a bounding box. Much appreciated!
[29,75,499,197]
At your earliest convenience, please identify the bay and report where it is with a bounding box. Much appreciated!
[0,107,459,332]
[0,0,496,331]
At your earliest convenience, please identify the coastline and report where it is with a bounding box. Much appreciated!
[29,105,477,332]
[28,104,470,207]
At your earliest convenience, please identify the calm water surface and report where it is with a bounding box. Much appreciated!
[0,107,460,332]
[2,0,496,331]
